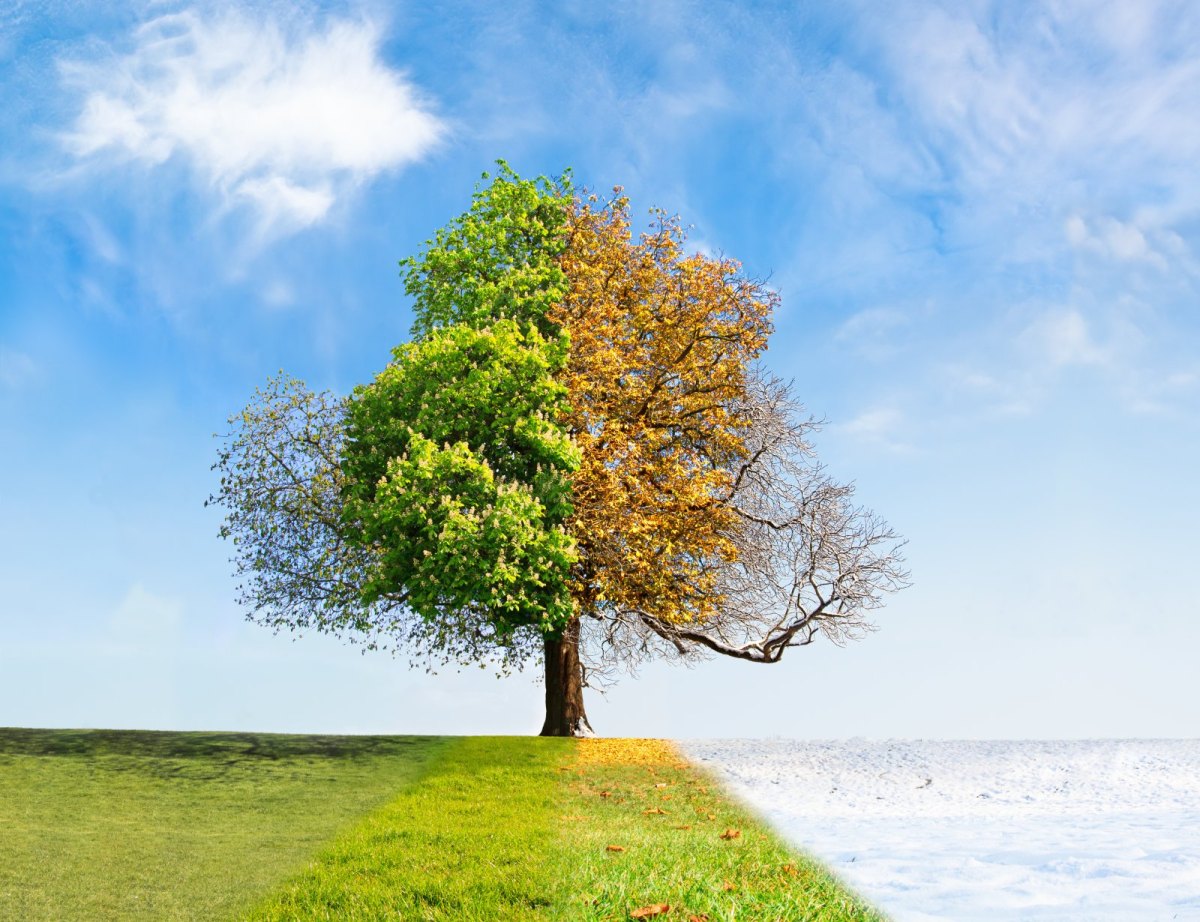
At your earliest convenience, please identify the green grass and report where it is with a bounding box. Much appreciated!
[0,729,881,921]
[0,728,445,920]
[248,736,572,921]
[554,739,885,921]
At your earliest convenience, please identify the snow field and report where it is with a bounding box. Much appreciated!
[681,739,1200,921]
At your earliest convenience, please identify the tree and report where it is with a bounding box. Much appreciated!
[209,166,907,736]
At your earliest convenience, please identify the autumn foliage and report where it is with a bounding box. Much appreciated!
[554,195,775,627]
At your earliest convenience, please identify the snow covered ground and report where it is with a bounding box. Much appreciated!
[681,739,1200,921]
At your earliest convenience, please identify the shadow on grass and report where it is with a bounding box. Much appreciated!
[0,728,439,781]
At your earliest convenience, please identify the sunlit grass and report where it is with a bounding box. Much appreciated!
[247,736,571,921]
[1,729,881,920]
[554,738,884,922]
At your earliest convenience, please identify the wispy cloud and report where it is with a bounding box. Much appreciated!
[772,1,1200,423]
[0,347,37,389]
[105,582,185,654]
[1064,214,1171,269]
[839,406,914,454]
[834,307,912,359]
[876,1,1200,201]
[60,9,444,237]
[1020,309,1110,368]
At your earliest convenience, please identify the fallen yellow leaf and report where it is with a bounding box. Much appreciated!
[630,904,671,918]
[719,828,741,840]
[606,845,626,853]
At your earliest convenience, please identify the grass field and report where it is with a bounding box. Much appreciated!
[0,728,882,921]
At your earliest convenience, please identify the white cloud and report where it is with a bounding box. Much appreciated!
[1065,213,1167,268]
[878,2,1200,201]
[235,175,334,233]
[61,9,444,236]
[839,407,914,454]
[1021,309,1109,368]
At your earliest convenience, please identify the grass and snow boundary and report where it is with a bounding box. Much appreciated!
[0,729,878,920]
[683,738,1200,921]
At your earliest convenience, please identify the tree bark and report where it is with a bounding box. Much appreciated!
[539,617,592,737]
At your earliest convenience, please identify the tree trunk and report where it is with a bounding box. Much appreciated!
[539,617,592,737]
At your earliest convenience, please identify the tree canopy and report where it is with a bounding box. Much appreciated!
[209,165,907,735]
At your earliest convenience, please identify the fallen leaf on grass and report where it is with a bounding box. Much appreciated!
[706,813,716,820]
[780,863,799,876]
[643,807,669,815]
[688,915,709,922]
[722,879,735,891]
[719,828,741,840]
[599,790,613,798]
[674,824,692,830]
[606,845,626,853]
[654,782,670,789]
[630,904,671,918]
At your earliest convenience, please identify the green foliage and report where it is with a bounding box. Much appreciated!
[342,321,577,496]
[208,375,378,639]
[403,162,572,339]
[341,167,580,642]
[212,166,581,663]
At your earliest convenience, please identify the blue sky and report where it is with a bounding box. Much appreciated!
[2,0,1197,739]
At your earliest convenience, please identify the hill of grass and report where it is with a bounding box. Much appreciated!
[0,728,882,921]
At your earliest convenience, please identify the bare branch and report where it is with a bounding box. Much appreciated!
[579,366,908,674]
